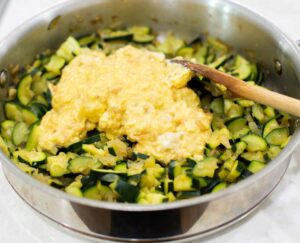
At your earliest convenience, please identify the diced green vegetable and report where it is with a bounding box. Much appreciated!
[17,75,34,105]
[12,122,29,146]
[247,161,266,173]
[265,127,289,146]
[241,134,268,152]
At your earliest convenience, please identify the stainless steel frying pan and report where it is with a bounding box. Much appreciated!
[0,0,300,242]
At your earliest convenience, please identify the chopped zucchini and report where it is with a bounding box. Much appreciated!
[25,123,39,151]
[83,185,101,200]
[47,153,70,177]
[0,135,9,156]
[138,190,166,204]
[173,173,193,191]
[266,145,282,160]
[192,157,218,178]
[4,102,22,121]
[69,156,100,174]
[67,133,101,152]
[78,34,96,47]
[241,151,265,162]
[194,45,208,64]
[241,134,268,152]
[226,160,245,182]
[65,180,83,197]
[21,108,38,125]
[263,118,280,137]
[101,29,133,41]
[29,103,48,119]
[17,150,46,167]
[209,54,231,69]
[56,36,81,61]
[91,168,126,175]
[252,104,265,123]
[210,97,224,114]
[176,47,194,59]
[247,161,266,173]
[17,75,34,105]
[207,36,228,53]
[130,26,155,44]
[157,32,184,56]
[265,127,289,146]
[231,55,252,80]
[1,120,15,140]
[227,117,250,139]
[111,178,139,202]
[12,122,29,146]
[212,182,227,193]
[45,55,65,73]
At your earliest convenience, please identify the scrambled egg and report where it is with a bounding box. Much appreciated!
[38,46,212,162]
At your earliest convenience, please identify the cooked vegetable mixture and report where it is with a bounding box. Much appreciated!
[0,26,292,204]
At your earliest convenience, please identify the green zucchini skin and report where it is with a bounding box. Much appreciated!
[0,25,293,204]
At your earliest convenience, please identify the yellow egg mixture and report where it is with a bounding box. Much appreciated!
[38,46,212,163]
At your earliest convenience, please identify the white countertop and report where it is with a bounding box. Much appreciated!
[0,1,300,242]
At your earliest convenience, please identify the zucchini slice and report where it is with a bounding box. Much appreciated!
[1,120,15,140]
[82,185,101,200]
[69,156,100,174]
[157,33,185,56]
[264,107,275,118]
[176,47,194,59]
[194,45,208,64]
[12,122,29,146]
[226,160,245,182]
[210,97,224,115]
[240,151,265,162]
[173,173,193,192]
[241,134,268,152]
[56,36,81,61]
[47,153,70,177]
[65,181,83,197]
[265,127,289,146]
[212,182,227,193]
[192,157,218,178]
[207,36,228,53]
[18,150,46,167]
[67,133,101,152]
[112,178,139,203]
[21,108,38,125]
[231,55,252,80]
[227,117,250,139]
[78,34,97,47]
[101,29,133,41]
[247,160,266,173]
[92,168,126,175]
[129,26,154,43]
[17,75,34,105]
[4,102,23,121]
[45,55,66,73]
[209,54,231,69]
[211,115,224,131]
[29,103,48,119]
[266,145,282,160]
[133,34,154,44]
[0,135,9,156]
[263,118,279,137]
[252,104,265,123]
[25,123,39,151]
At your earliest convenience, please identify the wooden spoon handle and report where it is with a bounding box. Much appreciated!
[173,60,300,117]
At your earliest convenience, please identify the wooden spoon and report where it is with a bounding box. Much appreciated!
[172,59,300,117]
